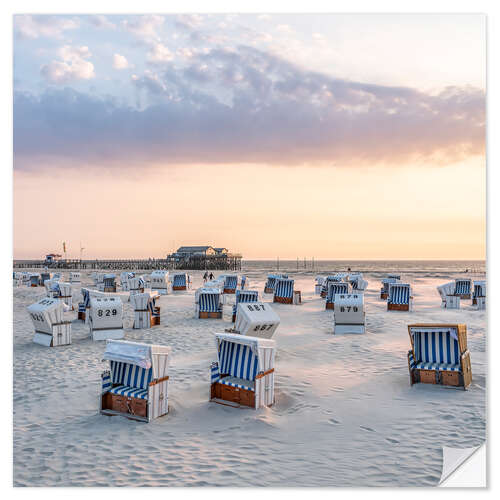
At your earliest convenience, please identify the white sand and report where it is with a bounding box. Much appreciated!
[13,270,486,486]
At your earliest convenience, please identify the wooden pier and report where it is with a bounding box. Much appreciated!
[13,254,242,271]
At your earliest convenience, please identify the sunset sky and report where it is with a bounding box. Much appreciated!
[13,14,486,260]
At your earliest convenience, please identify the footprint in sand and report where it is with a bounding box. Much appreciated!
[360,425,376,432]
[328,418,341,425]
[385,437,400,444]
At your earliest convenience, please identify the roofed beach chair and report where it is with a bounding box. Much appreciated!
[172,273,188,291]
[326,282,350,310]
[234,302,280,339]
[196,288,223,319]
[89,295,124,341]
[128,276,145,298]
[407,324,472,389]
[222,275,238,294]
[13,272,23,287]
[47,281,73,310]
[264,274,287,294]
[69,271,81,283]
[131,292,161,328]
[274,278,300,304]
[100,340,171,422]
[151,270,169,295]
[103,274,117,293]
[321,275,343,298]
[349,274,368,292]
[40,272,52,285]
[333,293,365,334]
[454,279,472,300]
[437,281,459,309]
[30,273,40,287]
[387,283,413,311]
[315,276,326,295]
[210,333,276,409]
[78,288,91,322]
[28,297,72,347]
[120,272,133,291]
[472,281,486,305]
[232,290,259,322]
[380,277,399,299]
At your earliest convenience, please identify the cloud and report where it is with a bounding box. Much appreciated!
[147,43,174,64]
[121,15,164,42]
[88,15,116,30]
[175,14,204,30]
[40,45,95,84]
[15,15,79,39]
[113,53,130,69]
[15,46,484,170]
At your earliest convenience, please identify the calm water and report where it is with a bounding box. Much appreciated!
[242,260,486,277]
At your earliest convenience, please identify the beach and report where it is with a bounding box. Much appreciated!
[13,266,486,487]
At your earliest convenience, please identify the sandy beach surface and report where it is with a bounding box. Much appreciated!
[13,269,486,486]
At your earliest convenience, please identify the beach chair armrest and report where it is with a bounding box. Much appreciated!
[101,370,112,394]
[210,361,220,383]
[407,350,416,369]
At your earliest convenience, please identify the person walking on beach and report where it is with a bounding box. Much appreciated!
[209,272,214,281]
[203,271,208,282]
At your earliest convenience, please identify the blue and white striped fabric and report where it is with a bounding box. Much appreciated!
[211,362,220,383]
[82,289,90,307]
[218,341,259,381]
[102,371,112,393]
[326,283,349,303]
[173,274,187,287]
[110,361,153,389]
[30,275,39,285]
[241,276,246,290]
[381,278,398,294]
[455,280,471,296]
[415,362,461,371]
[224,275,238,290]
[199,292,221,312]
[474,283,485,298]
[233,290,259,315]
[78,303,86,313]
[274,278,294,299]
[109,385,148,400]
[413,330,460,366]
[265,275,277,290]
[321,276,342,295]
[408,350,416,369]
[388,284,410,304]
[219,376,255,392]
[103,277,115,287]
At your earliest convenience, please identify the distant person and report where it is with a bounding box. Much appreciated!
[347,267,351,272]
[203,271,208,282]
[209,272,214,280]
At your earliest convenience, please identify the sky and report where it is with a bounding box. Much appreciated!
[13,14,486,260]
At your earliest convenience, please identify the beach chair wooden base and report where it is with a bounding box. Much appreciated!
[325,302,334,310]
[210,382,255,409]
[456,294,471,300]
[388,303,409,311]
[199,311,222,319]
[104,286,116,293]
[173,286,187,291]
[472,298,478,305]
[223,288,236,294]
[380,292,388,299]
[264,287,273,294]
[31,284,37,287]
[232,313,236,322]
[273,296,293,304]
[101,393,149,421]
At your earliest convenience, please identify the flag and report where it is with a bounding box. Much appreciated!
[63,241,66,253]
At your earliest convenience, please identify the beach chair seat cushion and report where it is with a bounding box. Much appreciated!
[218,376,255,392]
[109,384,148,400]
[415,362,461,372]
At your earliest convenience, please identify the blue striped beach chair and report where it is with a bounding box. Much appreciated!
[387,283,412,311]
[210,333,276,409]
[232,290,259,321]
[472,280,486,306]
[30,274,40,287]
[454,279,472,300]
[103,274,116,292]
[240,275,247,290]
[172,273,188,291]
[321,275,343,298]
[380,277,399,299]
[198,289,223,318]
[223,275,238,294]
[407,324,471,389]
[326,282,349,310]
[273,278,295,304]
[264,274,278,294]
[100,340,171,422]
[78,288,91,321]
